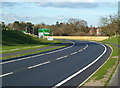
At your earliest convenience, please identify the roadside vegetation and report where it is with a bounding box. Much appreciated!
[82,35,120,87]
[102,35,120,44]
[2,43,71,60]
[2,30,60,51]
[1,30,72,60]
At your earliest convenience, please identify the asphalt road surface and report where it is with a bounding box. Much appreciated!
[0,40,112,87]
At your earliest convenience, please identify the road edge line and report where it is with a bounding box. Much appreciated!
[76,43,113,88]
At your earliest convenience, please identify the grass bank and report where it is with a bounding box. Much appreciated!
[1,30,69,60]
[2,30,61,52]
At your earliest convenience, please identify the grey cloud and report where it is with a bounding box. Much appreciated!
[1,13,70,24]
[2,2,24,7]
[36,2,99,9]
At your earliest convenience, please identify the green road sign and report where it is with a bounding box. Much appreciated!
[22,30,27,33]
[38,28,50,37]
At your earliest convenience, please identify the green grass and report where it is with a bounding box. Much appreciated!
[102,35,119,45]
[1,30,72,60]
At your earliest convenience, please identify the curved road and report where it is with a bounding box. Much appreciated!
[1,40,112,87]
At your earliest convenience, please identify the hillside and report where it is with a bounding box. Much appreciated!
[2,30,48,46]
[2,30,57,50]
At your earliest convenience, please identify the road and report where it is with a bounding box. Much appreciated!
[0,40,112,87]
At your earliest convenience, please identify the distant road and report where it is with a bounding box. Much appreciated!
[1,40,112,87]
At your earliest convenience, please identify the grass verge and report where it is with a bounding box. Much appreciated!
[1,41,62,54]
[1,43,72,61]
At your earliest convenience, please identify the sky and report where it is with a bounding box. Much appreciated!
[0,0,119,27]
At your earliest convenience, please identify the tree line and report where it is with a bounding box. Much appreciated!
[1,14,119,37]
[100,14,120,37]
[1,18,89,36]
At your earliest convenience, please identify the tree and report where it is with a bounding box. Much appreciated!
[26,22,34,34]
[19,22,26,31]
[1,22,6,30]
[12,21,20,30]
[100,14,119,37]
[56,21,60,26]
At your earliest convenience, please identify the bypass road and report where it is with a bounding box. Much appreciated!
[0,40,112,87]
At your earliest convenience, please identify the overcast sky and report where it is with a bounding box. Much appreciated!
[0,0,119,27]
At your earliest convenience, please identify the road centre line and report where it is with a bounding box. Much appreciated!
[56,42,88,60]
[71,52,78,55]
[0,42,88,77]
[28,61,51,69]
[52,43,107,88]
[0,41,75,64]
[0,72,13,78]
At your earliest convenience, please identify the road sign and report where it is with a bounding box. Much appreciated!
[38,28,50,38]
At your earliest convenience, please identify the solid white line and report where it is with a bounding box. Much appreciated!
[28,61,51,69]
[77,44,113,87]
[52,43,107,88]
[0,41,75,64]
[0,72,13,78]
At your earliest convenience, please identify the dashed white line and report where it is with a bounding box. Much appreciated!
[79,50,83,52]
[71,52,78,55]
[56,57,65,60]
[28,61,51,69]
[56,55,69,60]
[0,72,13,78]
[0,41,88,79]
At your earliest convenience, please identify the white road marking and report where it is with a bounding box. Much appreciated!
[77,44,113,88]
[0,41,75,64]
[28,61,51,69]
[56,57,65,60]
[79,50,83,52]
[56,55,69,60]
[1,41,89,79]
[0,72,13,78]
[70,52,78,55]
[52,44,107,88]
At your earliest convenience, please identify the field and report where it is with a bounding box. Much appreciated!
[48,36,109,41]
